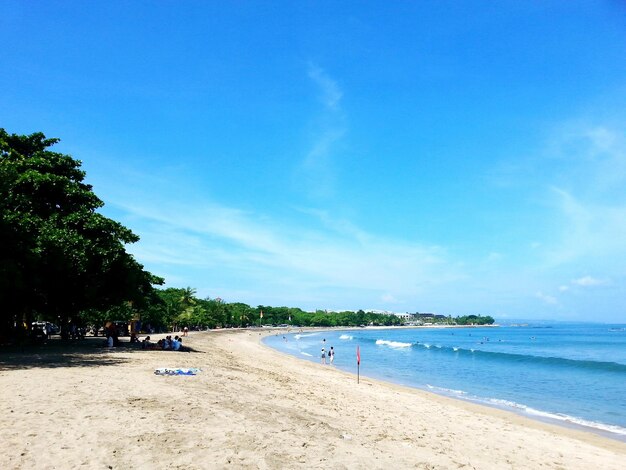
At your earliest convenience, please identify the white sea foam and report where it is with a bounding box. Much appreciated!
[422,343,431,349]
[300,352,313,357]
[420,390,626,438]
[376,339,412,348]
[453,347,459,351]
[339,334,353,340]
[486,398,626,436]
[426,384,467,395]
[294,333,318,340]
[488,398,525,409]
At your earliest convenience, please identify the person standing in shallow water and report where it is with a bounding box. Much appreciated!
[329,346,334,364]
[321,348,326,364]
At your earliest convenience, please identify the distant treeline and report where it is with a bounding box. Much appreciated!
[81,287,494,331]
[80,287,405,331]
[449,315,495,326]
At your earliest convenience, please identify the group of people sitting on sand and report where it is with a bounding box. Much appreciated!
[141,335,184,351]
[103,330,188,352]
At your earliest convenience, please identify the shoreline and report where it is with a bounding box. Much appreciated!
[263,326,626,443]
[1,329,624,469]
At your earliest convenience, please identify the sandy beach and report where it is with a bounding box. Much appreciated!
[1,329,624,469]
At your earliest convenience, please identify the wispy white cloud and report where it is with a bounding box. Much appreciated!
[381,294,400,303]
[102,168,463,310]
[535,291,558,305]
[547,125,626,193]
[571,275,608,287]
[307,63,343,111]
[303,128,345,165]
[486,252,503,262]
[537,124,626,269]
[297,63,347,199]
[508,123,626,320]
[474,122,626,320]
[544,186,626,267]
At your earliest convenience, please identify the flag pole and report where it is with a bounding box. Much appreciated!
[356,345,360,384]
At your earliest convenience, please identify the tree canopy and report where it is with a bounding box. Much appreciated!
[0,129,162,338]
[454,315,495,325]
[134,292,405,331]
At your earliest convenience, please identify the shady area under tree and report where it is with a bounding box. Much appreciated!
[0,129,163,345]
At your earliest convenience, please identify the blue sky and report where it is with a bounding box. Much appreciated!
[2,1,626,322]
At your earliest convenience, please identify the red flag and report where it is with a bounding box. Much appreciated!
[356,345,360,365]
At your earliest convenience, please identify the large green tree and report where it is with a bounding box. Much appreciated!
[0,129,162,337]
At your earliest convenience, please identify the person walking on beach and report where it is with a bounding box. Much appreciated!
[321,348,326,364]
[329,346,334,364]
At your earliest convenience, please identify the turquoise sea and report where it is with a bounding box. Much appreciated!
[263,322,626,441]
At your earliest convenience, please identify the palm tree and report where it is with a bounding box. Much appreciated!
[180,287,197,308]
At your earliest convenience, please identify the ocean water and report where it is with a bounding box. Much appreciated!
[263,323,626,441]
